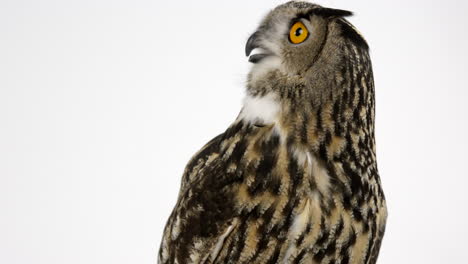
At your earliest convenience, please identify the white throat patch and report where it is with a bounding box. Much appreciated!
[239,93,280,125]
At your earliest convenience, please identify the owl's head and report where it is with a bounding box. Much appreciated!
[245,1,370,106]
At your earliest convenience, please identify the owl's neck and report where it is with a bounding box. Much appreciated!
[236,79,379,204]
[238,93,281,125]
[238,90,376,163]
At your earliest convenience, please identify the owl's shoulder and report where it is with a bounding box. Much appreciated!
[159,131,241,263]
[179,133,224,192]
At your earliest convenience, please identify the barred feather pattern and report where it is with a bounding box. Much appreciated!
[158,37,387,264]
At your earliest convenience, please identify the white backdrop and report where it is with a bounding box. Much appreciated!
[1,0,468,263]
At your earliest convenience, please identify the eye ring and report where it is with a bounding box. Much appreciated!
[289,21,309,44]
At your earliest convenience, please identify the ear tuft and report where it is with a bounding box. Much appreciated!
[314,8,353,18]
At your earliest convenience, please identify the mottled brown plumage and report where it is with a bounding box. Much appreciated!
[158,1,387,263]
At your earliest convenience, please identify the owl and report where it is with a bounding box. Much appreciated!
[158,1,387,264]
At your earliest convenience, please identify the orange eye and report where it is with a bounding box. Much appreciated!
[289,21,309,44]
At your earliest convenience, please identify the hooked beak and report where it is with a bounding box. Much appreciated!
[245,31,272,63]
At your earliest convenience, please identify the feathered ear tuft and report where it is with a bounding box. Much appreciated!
[314,7,353,18]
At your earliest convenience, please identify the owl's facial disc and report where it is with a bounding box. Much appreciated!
[245,16,316,67]
[245,19,311,64]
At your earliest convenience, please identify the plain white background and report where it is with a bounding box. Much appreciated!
[1,0,468,263]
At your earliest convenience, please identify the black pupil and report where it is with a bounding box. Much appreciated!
[295,27,303,37]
